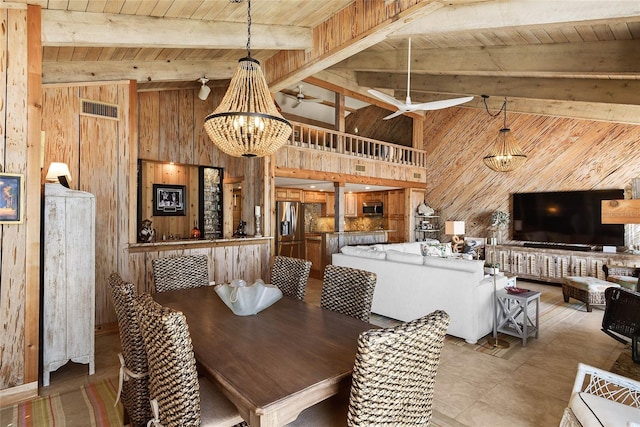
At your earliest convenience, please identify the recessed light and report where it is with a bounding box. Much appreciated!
[365,186,370,190]
[310,185,316,189]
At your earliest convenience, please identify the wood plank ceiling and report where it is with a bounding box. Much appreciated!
[25,0,640,124]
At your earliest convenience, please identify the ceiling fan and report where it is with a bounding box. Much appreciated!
[368,38,474,120]
[284,85,324,108]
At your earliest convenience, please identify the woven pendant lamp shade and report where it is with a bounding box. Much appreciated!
[204,57,292,158]
[483,127,527,172]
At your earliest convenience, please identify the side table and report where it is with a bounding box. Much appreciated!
[495,288,541,346]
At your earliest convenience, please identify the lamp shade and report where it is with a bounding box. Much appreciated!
[203,57,292,158]
[483,128,527,172]
[445,221,465,235]
[45,162,72,183]
[198,84,211,101]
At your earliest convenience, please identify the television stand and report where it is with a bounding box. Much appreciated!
[485,244,640,285]
[522,242,593,252]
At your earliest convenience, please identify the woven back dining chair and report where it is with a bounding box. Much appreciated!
[320,265,377,322]
[271,256,312,301]
[107,273,151,427]
[135,294,244,427]
[287,310,451,426]
[151,254,210,293]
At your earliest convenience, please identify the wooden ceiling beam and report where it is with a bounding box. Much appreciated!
[41,59,238,84]
[356,71,640,105]
[335,40,640,76]
[42,10,312,50]
[391,0,640,37]
[265,0,446,92]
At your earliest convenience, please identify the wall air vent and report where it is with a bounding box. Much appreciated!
[355,164,366,173]
[413,172,422,179]
[80,99,119,120]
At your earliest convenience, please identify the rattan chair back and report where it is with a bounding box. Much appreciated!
[602,286,640,343]
[107,273,151,427]
[321,265,377,322]
[271,256,312,301]
[347,310,450,426]
[151,254,209,293]
[135,294,202,426]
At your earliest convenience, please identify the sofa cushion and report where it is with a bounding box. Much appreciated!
[570,391,640,427]
[385,250,424,265]
[607,275,639,291]
[340,246,387,260]
[564,276,620,292]
[398,242,424,255]
[423,256,483,274]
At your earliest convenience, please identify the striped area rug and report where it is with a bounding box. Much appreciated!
[445,288,586,359]
[0,378,123,427]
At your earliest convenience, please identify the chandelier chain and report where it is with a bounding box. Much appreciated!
[246,0,252,58]
[482,95,508,128]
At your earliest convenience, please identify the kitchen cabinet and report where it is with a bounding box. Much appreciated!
[276,188,302,201]
[345,193,358,217]
[305,235,323,273]
[385,189,405,242]
[361,191,383,203]
[43,183,96,386]
[304,191,327,203]
[325,193,335,216]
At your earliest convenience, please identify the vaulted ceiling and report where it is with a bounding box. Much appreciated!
[30,0,640,124]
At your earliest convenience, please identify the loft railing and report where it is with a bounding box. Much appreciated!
[287,121,426,168]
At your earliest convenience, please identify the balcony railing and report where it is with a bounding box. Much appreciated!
[287,121,426,168]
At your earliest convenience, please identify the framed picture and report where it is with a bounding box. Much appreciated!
[153,184,186,216]
[0,173,24,224]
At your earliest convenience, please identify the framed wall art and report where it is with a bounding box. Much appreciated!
[0,173,24,224]
[153,184,186,216]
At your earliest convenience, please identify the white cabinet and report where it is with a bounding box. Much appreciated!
[43,184,96,386]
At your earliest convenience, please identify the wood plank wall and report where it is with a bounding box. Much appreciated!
[423,106,640,245]
[0,4,41,397]
[41,84,272,329]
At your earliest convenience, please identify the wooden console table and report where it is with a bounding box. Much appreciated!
[485,244,640,284]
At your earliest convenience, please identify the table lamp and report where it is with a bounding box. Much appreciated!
[45,162,72,188]
[445,220,465,253]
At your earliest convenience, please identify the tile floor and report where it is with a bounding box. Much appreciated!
[37,278,624,427]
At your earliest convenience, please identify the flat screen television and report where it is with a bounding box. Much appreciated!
[512,189,625,247]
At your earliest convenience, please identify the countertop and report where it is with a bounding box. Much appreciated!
[308,230,392,235]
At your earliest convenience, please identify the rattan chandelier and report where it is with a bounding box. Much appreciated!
[203,0,292,158]
[482,96,527,172]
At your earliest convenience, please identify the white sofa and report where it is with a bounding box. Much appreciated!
[332,242,508,344]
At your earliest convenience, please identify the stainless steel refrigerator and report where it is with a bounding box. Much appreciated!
[276,201,305,258]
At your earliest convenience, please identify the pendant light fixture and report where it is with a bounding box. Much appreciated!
[203,0,292,158]
[482,95,527,172]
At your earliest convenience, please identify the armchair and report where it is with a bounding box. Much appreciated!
[559,363,640,426]
[602,286,640,362]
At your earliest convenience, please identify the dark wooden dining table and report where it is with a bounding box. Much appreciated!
[153,285,375,426]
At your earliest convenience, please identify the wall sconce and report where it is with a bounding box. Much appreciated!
[45,162,72,188]
[445,220,465,252]
[198,77,211,101]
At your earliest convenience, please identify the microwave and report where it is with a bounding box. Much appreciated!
[362,202,383,216]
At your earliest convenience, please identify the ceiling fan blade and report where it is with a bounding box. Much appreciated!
[367,89,406,109]
[412,96,474,111]
[304,98,323,103]
[383,110,405,120]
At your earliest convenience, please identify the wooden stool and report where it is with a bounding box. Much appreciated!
[562,276,620,312]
